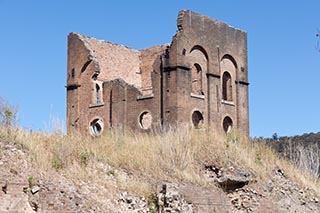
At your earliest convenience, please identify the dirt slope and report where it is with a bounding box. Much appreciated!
[1,136,319,213]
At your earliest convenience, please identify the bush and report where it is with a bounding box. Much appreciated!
[0,97,18,127]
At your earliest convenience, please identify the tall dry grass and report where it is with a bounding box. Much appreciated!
[0,125,319,197]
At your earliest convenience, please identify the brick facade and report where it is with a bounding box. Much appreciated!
[66,10,249,137]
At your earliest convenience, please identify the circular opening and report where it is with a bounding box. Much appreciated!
[223,116,233,133]
[192,111,204,128]
[90,119,104,137]
[139,111,152,130]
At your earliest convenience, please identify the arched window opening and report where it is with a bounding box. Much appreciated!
[222,72,232,101]
[192,110,204,128]
[191,63,203,95]
[223,116,233,133]
[90,118,104,137]
[95,84,101,104]
[139,111,152,130]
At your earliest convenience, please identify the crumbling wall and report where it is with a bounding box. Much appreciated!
[66,10,250,138]
[66,33,100,133]
[140,45,167,95]
[84,36,142,88]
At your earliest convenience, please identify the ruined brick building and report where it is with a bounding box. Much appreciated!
[66,10,249,137]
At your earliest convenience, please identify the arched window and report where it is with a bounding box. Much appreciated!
[222,72,232,101]
[191,63,203,95]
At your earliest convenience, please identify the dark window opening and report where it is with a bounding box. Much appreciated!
[223,116,233,133]
[191,63,203,95]
[192,110,204,128]
[90,119,103,137]
[95,84,100,104]
[71,68,75,78]
[182,48,186,55]
[222,72,232,101]
[93,123,101,135]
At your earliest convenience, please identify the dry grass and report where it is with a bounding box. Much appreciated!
[0,125,319,198]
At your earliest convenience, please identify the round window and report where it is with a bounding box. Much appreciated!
[192,110,204,128]
[223,116,233,133]
[90,118,104,137]
[139,111,152,130]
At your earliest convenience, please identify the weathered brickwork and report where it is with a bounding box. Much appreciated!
[66,10,250,137]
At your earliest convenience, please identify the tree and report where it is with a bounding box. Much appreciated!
[272,132,279,141]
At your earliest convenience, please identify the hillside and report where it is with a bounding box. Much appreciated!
[0,126,319,212]
[255,132,320,178]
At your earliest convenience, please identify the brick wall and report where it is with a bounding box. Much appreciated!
[66,10,249,138]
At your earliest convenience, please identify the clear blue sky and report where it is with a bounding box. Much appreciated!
[0,0,319,137]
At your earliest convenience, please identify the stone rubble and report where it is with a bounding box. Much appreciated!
[117,191,149,213]
[158,183,193,213]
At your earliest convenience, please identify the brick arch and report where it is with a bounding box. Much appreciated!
[189,45,208,95]
[221,54,238,69]
[190,45,209,61]
[220,54,237,102]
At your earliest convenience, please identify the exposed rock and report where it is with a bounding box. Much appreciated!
[0,181,34,212]
[217,169,250,192]
[204,164,251,192]
[228,187,264,212]
[31,185,40,194]
[158,183,193,213]
[117,191,149,212]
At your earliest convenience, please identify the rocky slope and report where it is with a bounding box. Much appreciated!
[0,136,319,212]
